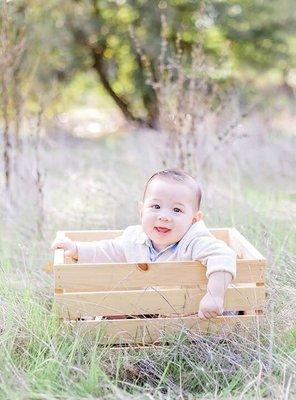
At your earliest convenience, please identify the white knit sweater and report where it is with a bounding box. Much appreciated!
[76,220,236,279]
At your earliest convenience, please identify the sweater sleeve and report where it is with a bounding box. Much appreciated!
[191,236,236,279]
[76,236,126,263]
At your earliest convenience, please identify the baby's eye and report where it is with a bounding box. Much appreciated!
[151,204,160,209]
[173,207,182,213]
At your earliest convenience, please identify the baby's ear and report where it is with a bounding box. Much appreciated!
[192,210,203,224]
[138,201,144,219]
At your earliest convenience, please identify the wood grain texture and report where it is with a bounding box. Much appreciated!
[229,228,266,260]
[63,315,264,344]
[54,259,265,292]
[55,285,265,319]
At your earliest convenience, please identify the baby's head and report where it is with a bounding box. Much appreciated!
[138,169,202,252]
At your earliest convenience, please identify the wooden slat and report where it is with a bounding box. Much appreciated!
[55,285,265,320]
[208,229,230,244]
[62,228,230,244]
[54,259,265,292]
[54,249,65,266]
[64,315,263,344]
[64,230,123,241]
[229,228,265,260]
[53,232,66,265]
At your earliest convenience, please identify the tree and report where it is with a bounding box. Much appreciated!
[2,0,295,129]
[62,0,295,125]
[212,0,296,93]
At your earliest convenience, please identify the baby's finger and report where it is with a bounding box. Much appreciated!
[198,310,206,320]
[51,241,65,250]
[214,307,223,316]
[51,241,58,250]
[203,311,212,319]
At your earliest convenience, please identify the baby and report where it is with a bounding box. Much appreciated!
[52,169,236,320]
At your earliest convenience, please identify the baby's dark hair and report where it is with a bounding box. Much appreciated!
[143,169,202,210]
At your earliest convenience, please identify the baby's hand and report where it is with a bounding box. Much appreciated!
[51,233,78,259]
[198,292,224,320]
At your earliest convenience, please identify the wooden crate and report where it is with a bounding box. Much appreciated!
[53,228,266,344]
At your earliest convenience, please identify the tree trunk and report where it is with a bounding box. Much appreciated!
[281,69,295,99]
[1,70,12,191]
[90,45,149,127]
[134,52,159,129]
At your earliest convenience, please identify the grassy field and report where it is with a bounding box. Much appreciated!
[0,124,295,399]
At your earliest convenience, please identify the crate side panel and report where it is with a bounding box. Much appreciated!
[209,229,230,244]
[55,261,204,292]
[64,315,263,344]
[229,229,265,260]
[55,286,265,319]
[54,260,265,292]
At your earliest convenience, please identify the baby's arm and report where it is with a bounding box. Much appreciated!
[51,234,126,263]
[190,233,236,319]
[198,271,232,319]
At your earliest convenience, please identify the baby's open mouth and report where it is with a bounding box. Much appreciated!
[155,227,171,234]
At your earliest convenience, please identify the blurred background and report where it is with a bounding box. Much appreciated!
[0,0,295,259]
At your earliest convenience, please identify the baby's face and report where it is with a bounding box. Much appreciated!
[139,178,202,252]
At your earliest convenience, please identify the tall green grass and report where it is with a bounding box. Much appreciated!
[0,131,295,399]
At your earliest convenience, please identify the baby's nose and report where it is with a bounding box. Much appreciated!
[158,214,171,221]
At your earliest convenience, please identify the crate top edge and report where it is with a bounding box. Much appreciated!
[53,258,266,269]
[58,227,233,234]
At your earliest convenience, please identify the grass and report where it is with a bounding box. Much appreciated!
[0,127,295,399]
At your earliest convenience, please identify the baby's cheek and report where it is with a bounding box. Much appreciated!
[142,216,154,230]
[145,212,155,221]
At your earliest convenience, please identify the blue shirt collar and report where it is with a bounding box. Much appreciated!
[145,238,179,262]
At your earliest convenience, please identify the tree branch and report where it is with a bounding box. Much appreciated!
[89,44,148,126]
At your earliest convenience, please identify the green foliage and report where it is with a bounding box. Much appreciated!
[212,0,296,73]
[2,0,295,121]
